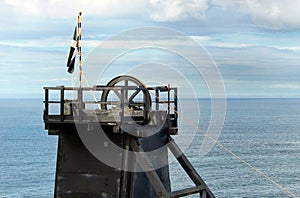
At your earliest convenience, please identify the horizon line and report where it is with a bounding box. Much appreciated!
[0,97,299,100]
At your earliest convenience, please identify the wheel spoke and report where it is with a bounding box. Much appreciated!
[124,80,129,101]
[113,90,122,99]
[129,90,141,102]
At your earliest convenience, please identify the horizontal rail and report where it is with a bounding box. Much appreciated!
[44,86,177,92]
[170,185,206,197]
[43,101,61,104]
[157,101,175,104]
[44,86,142,91]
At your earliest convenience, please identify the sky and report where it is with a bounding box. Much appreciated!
[1,0,300,98]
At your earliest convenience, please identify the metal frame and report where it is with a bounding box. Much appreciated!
[43,84,215,198]
[43,85,178,127]
[118,135,215,198]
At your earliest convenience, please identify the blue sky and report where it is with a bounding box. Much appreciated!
[0,0,300,98]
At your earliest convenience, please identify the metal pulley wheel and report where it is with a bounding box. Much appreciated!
[100,75,152,111]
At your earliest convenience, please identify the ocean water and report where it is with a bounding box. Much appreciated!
[0,98,299,197]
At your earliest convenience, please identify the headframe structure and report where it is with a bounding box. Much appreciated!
[43,75,214,198]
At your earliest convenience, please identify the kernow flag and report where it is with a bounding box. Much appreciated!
[66,27,78,73]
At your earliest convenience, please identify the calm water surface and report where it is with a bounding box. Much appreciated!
[0,98,299,197]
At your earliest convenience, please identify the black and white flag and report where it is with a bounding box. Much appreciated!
[66,27,78,73]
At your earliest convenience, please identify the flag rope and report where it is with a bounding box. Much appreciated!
[82,71,101,109]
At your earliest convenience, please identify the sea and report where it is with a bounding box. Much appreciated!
[0,98,299,197]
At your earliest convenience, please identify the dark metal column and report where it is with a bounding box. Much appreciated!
[119,134,131,198]
[130,139,170,198]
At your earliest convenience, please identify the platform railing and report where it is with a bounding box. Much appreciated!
[43,85,178,126]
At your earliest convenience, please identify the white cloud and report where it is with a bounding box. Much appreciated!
[0,34,212,50]
[189,35,211,42]
[2,34,300,54]
[211,0,300,28]
[0,37,101,48]
[206,42,300,52]
[0,0,13,16]
[149,0,208,21]
[268,84,300,89]
[5,0,148,19]
[271,46,300,51]
[4,0,300,28]
[0,38,68,48]
[4,0,209,21]
[208,42,255,49]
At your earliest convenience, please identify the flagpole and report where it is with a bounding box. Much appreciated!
[77,12,82,88]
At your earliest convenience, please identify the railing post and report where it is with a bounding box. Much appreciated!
[155,88,159,110]
[78,88,83,122]
[120,88,125,127]
[174,87,178,124]
[167,84,170,130]
[44,88,49,118]
[60,86,65,121]
[143,87,149,123]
